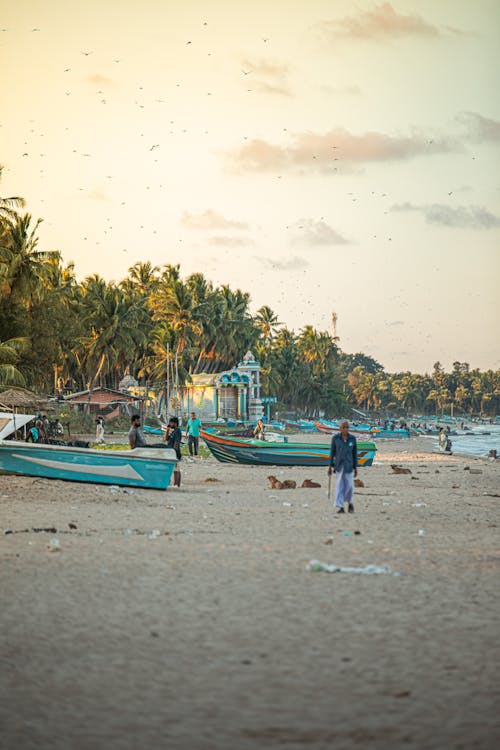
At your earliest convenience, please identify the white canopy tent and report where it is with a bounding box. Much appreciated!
[0,412,35,440]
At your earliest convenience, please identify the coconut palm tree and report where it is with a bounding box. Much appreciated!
[78,276,148,393]
[121,261,160,297]
[347,366,386,412]
[255,305,282,343]
[0,337,29,386]
[0,213,58,303]
[149,277,202,362]
[0,165,25,221]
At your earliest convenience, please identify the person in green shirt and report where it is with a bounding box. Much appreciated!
[185,411,202,456]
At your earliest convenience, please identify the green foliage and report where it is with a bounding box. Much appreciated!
[0,175,499,416]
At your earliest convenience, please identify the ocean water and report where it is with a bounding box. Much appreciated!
[433,425,500,458]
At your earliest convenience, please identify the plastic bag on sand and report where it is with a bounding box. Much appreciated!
[308,560,397,575]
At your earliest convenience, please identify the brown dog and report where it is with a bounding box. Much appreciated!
[301,479,321,488]
[390,465,412,475]
[267,475,296,489]
[268,475,284,489]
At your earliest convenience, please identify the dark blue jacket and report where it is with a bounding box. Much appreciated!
[329,432,358,473]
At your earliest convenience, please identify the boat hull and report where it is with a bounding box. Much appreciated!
[0,440,177,489]
[201,430,376,467]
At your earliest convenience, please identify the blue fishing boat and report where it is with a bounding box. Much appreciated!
[143,424,166,436]
[201,430,376,467]
[0,439,177,490]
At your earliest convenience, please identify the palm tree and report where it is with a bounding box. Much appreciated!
[0,337,29,386]
[78,276,148,393]
[0,165,25,221]
[255,305,282,343]
[347,366,386,412]
[453,384,469,414]
[121,261,160,297]
[149,277,202,362]
[0,213,58,302]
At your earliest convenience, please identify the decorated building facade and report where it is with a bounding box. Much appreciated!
[182,351,264,422]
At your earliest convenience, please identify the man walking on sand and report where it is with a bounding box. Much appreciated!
[185,411,202,456]
[328,420,358,514]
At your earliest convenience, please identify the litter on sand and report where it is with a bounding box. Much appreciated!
[308,560,398,575]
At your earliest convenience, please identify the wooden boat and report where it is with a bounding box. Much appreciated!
[0,439,177,490]
[200,429,376,467]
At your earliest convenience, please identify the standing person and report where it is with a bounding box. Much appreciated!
[128,414,146,449]
[95,416,105,444]
[438,427,447,452]
[26,421,39,443]
[166,416,182,487]
[327,420,358,514]
[35,414,46,442]
[185,411,202,456]
[253,418,265,441]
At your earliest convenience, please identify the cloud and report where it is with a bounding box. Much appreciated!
[315,3,441,41]
[208,236,252,247]
[225,127,461,174]
[240,58,291,96]
[87,189,109,201]
[290,219,348,246]
[181,209,248,230]
[391,202,500,229]
[86,74,114,85]
[255,255,310,271]
[456,111,500,143]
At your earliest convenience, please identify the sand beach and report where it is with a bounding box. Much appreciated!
[1,436,499,750]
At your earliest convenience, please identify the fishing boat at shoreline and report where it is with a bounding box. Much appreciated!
[0,439,177,489]
[200,429,376,467]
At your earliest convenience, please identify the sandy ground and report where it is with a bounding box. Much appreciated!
[1,436,499,750]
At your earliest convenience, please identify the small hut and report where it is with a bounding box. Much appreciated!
[0,388,46,413]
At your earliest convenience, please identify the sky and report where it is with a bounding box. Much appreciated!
[1,0,499,373]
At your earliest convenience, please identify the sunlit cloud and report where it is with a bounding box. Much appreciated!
[290,219,348,246]
[181,209,248,230]
[255,255,310,271]
[86,74,114,85]
[456,111,500,143]
[225,127,461,174]
[391,202,500,229]
[87,189,109,201]
[314,2,442,42]
[240,58,291,96]
[208,236,252,247]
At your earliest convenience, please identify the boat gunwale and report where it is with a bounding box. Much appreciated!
[200,429,376,451]
[0,439,177,463]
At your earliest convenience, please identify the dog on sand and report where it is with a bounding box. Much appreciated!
[267,475,296,490]
[301,479,321,488]
[390,465,412,475]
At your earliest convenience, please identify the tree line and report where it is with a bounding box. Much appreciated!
[1,171,499,417]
